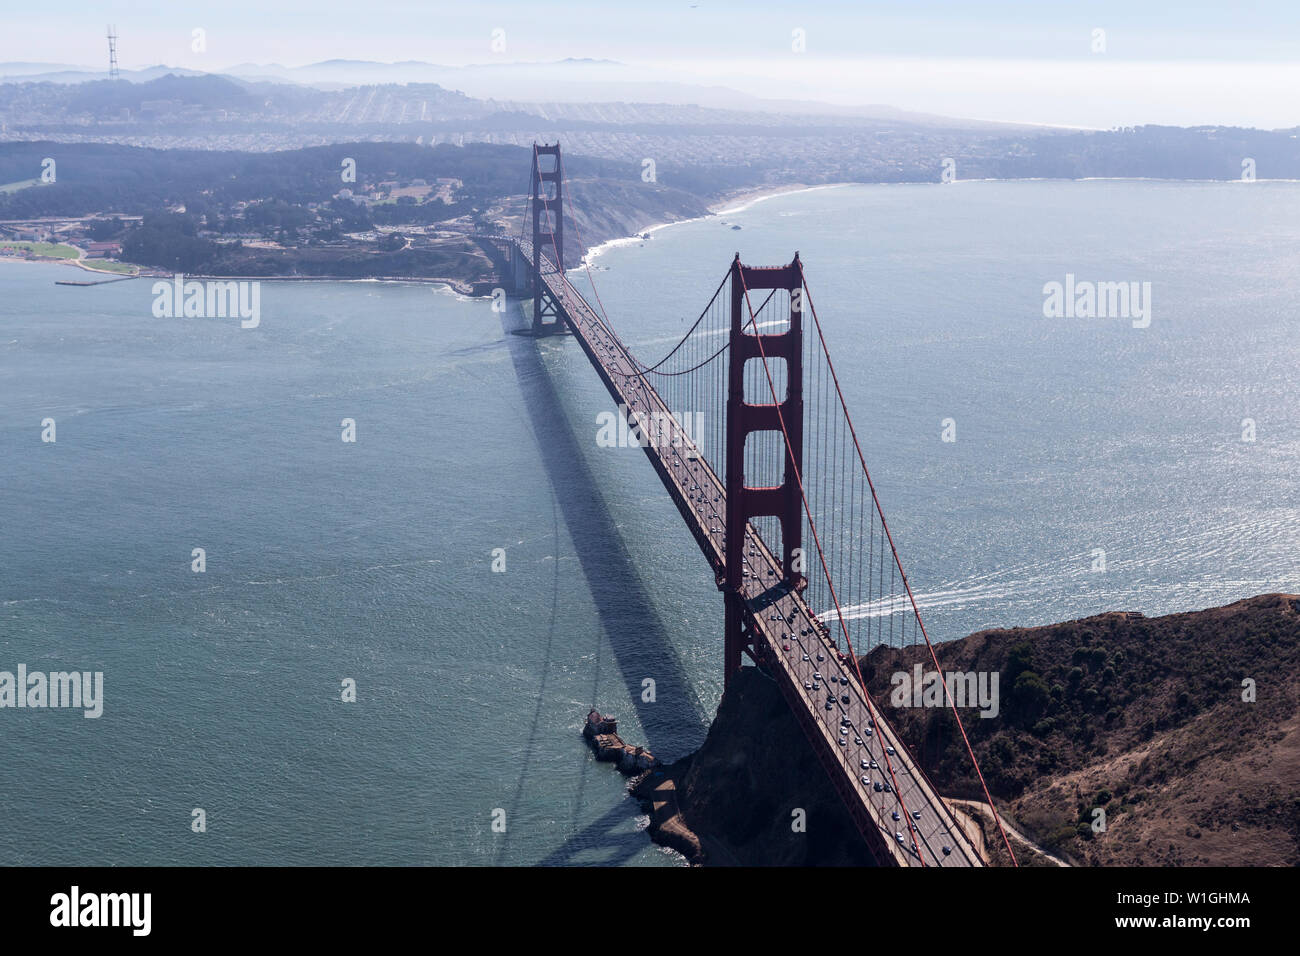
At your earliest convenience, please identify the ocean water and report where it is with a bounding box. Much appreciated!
[1,180,1297,865]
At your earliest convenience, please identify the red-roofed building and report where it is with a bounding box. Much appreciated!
[85,241,122,259]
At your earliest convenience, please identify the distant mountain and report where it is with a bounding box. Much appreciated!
[0,62,88,76]
[215,59,1027,129]
[0,63,209,85]
[0,58,1033,131]
[67,74,258,113]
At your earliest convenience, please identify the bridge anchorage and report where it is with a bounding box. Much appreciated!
[495,141,1017,867]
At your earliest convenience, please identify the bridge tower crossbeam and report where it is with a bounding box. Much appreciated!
[530,143,568,335]
[724,253,805,686]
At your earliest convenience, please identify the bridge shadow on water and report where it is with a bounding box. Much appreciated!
[504,324,710,752]
[533,802,663,868]
[497,313,712,865]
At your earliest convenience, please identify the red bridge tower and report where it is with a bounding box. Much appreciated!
[530,143,566,335]
[724,253,805,684]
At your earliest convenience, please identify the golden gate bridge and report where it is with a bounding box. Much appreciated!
[479,142,1017,867]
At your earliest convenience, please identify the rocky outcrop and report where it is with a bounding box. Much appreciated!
[582,709,657,774]
[634,668,876,866]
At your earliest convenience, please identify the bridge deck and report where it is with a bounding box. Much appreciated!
[512,239,984,867]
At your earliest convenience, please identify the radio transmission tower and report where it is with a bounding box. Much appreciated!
[107,26,120,80]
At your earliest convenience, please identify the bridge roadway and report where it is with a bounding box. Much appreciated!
[507,239,985,867]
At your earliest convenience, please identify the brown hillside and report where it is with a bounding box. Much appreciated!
[860,594,1300,865]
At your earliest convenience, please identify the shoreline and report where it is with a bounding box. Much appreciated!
[15,175,1297,290]
[572,174,1300,271]
[708,181,854,216]
[578,182,848,268]
[578,172,1300,273]
[177,273,476,295]
[0,253,142,275]
[0,256,477,297]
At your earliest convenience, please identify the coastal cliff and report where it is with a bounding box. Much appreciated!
[640,594,1300,866]
[633,665,875,866]
[545,177,713,270]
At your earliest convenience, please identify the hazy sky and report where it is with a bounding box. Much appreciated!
[6,1,1300,128]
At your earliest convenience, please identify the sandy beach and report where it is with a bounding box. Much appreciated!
[580,182,854,267]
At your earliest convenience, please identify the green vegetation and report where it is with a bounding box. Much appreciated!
[0,178,40,194]
[0,141,683,276]
[861,594,1300,857]
[114,210,482,277]
[87,217,126,241]
[1,241,79,259]
[82,259,138,274]
[0,141,645,222]
[120,213,219,272]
